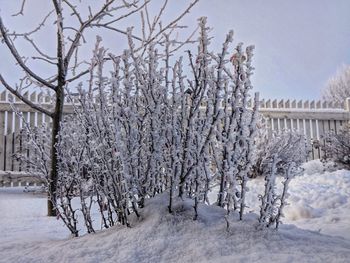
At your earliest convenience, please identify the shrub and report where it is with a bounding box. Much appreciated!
[251,126,309,178]
[322,123,350,169]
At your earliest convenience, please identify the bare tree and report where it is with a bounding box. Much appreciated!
[322,64,350,104]
[0,0,198,216]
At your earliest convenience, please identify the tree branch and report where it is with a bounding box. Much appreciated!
[102,0,150,26]
[12,0,26,17]
[62,0,84,25]
[64,0,116,67]
[0,74,54,117]
[66,69,90,83]
[24,35,57,60]
[134,0,199,52]
[0,17,56,90]
[90,24,143,41]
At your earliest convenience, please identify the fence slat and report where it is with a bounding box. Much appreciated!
[5,134,16,171]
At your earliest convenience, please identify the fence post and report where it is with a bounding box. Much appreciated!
[345,97,350,112]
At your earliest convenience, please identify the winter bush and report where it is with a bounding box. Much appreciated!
[251,125,309,178]
[301,160,325,175]
[251,123,307,229]
[16,17,295,236]
[322,123,350,169]
[14,117,51,183]
[1,0,202,217]
[258,155,302,229]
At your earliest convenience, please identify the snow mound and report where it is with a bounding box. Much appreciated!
[1,193,350,263]
[301,160,338,175]
[284,201,318,220]
[301,160,325,175]
[245,168,350,239]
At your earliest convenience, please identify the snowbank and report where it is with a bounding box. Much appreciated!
[0,188,69,244]
[301,159,325,175]
[301,159,338,175]
[244,165,350,239]
[1,190,350,263]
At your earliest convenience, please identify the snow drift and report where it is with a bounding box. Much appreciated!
[1,192,350,263]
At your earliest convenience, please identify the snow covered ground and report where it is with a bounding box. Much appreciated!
[0,161,350,263]
[246,161,350,239]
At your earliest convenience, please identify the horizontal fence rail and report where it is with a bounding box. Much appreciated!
[252,97,350,160]
[0,171,44,187]
[0,89,349,187]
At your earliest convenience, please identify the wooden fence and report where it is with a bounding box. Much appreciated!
[0,171,44,187]
[256,98,350,160]
[0,90,58,186]
[0,89,349,186]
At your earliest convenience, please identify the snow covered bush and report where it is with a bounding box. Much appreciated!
[15,17,263,236]
[258,155,302,229]
[250,124,307,229]
[251,127,309,178]
[301,160,325,175]
[211,40,259,221]
[14,117,51,184]
[322,123,350,169]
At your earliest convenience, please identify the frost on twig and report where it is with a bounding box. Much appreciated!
[258,155,301,229]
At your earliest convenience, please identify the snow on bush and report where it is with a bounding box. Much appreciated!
[243,166,350,239]
[14,121,51,183]
[301,160,325,175]
[322,123,350,169]
[16,18,296,236]
[257,155,303,229]
[301,160,339,176]
[251,126,309,178]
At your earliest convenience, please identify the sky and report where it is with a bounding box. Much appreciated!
[191,0,350,100]
[0,0,349,100]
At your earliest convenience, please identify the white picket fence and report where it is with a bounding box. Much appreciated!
[256,98,350,160]
[0,89,349,186]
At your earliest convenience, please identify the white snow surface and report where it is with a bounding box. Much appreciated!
[1,165,350,263]
[244,161,350,239]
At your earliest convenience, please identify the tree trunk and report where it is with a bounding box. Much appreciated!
[47,86,64,216]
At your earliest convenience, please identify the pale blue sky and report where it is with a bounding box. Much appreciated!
[193,0,350,100]
[1,0,349,100]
